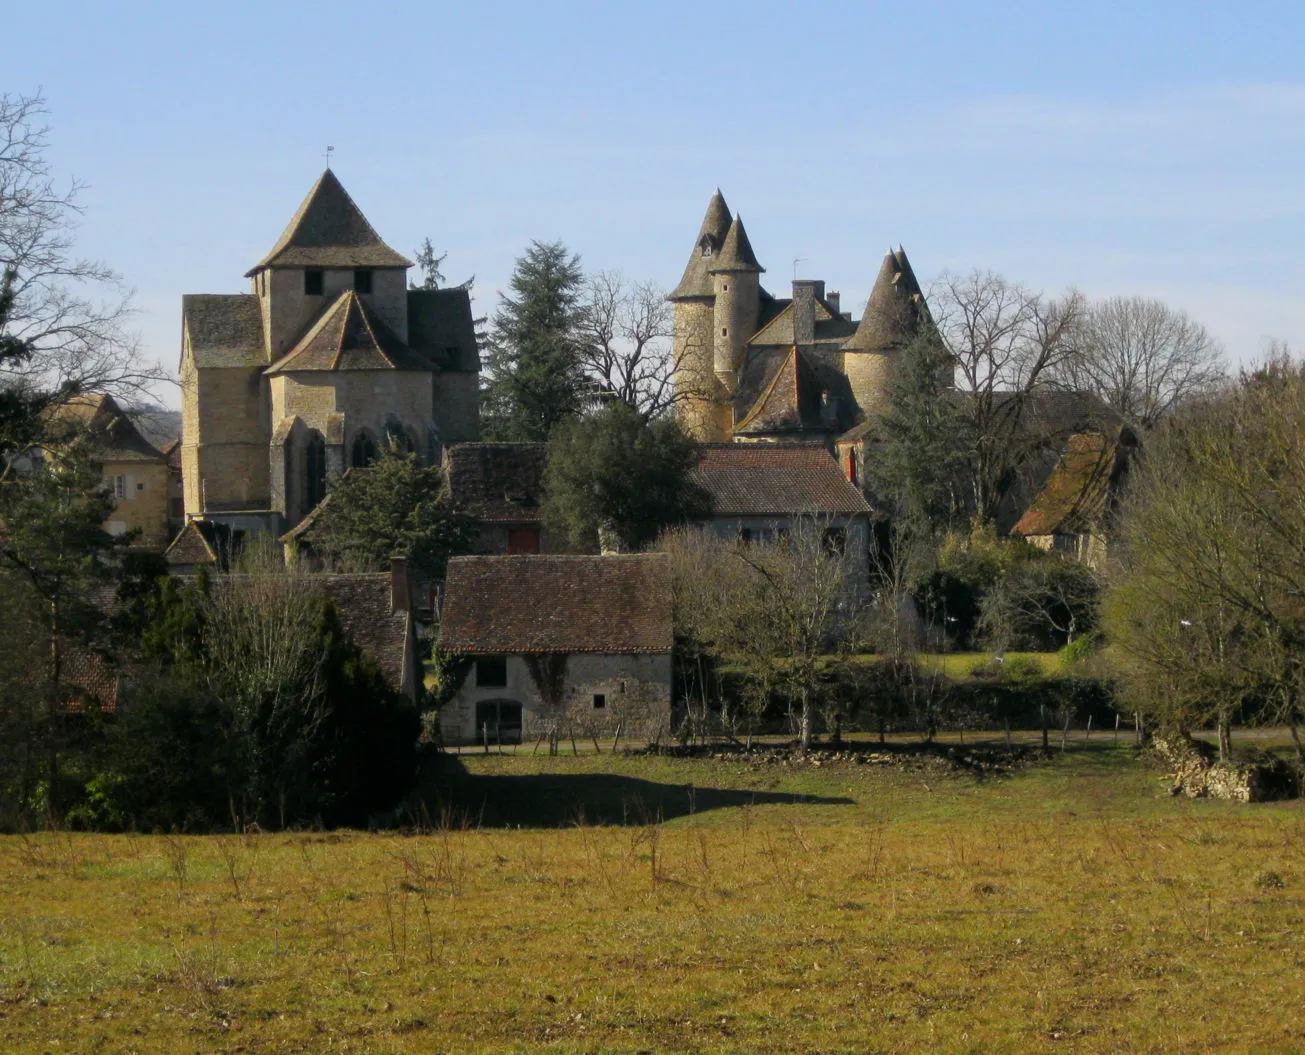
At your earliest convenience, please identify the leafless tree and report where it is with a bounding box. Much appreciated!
[1048,295,1225,428]
[929,269,1087,524]
[0,91,160,408]
[579,271,684,418]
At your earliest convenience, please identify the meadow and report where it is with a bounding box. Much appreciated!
[1,740,1303,1053]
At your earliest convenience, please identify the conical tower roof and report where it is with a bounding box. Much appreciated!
[247,169,411,276]
[843,246,926,352]
[669,190,733,300]
[710,215,764,274]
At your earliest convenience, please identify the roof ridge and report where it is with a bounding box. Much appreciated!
[734,346,798,432]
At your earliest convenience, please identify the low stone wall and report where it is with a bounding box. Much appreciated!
[1152,731,1299,803]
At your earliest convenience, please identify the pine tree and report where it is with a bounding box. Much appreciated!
[0,267,42,453]
[481,240,588,441]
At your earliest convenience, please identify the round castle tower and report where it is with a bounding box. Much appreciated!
[841,247,930,416]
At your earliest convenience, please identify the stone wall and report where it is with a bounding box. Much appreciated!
[101,459,171,548]
[433,370,481,445]
[440,652,672,745]
[184,363,269,514]
[842,349,895,418]
[672,299,730,441]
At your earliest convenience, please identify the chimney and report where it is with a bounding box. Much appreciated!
[791,279,824,344]
[390,556,411,614]
[826,290,841,316]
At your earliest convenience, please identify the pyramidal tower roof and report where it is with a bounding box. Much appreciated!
[247,169,412,276]
[843,247,926,352]
[710,215,764,274]
[669,190,733,300]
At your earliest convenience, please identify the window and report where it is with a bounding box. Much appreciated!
[823,527,847,556]
[354,269,373,294]
[170,497,184,519]
[304,270,324,295]
[137,482,145,491]
[304,433,327,509]
[475,657,508,688]
[721,328,728,336]
[351,432,377,468]
[592,693,606,710]
[113,475,127,500]
[738,527,752,544]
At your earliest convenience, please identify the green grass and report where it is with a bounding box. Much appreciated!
[1,743,1303,1052]
[845,650,1063,679]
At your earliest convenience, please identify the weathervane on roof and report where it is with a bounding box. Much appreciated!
[324,145,335,169]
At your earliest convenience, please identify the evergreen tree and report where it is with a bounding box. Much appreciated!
[482,240,588,440]
[0,267,43,453]
[543,401,710,552]
[869,329,972,536]
[301,444,474,579]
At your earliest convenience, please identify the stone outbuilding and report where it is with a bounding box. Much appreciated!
[437,554,673,746]
[179,169,480,539]
[444,442,553,554]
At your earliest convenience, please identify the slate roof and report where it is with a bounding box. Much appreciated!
[445,443,547,524]
[248,169,411,274]
[734,349,825,436]
[843,248,928,353]
[670,190,733,300]
[690,444,872,517]
[266,291,433,374]
[182,294,265,368]
[408,287,480,373]
[710,215,764,273]
[315,573,410,691]
[1013,430,1134,537]
[164,519,239,568]
[439,554,673,655]
[48,393,166,463]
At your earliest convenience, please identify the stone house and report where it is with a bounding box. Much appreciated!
[444,442,554,554]
[179,169,480,539]
[689,444,876,599]
[437,554,673,745]
[45,393,171,548]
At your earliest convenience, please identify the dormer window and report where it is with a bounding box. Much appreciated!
[354,269,373,294]
[700,238,713,258]
[304,270,324,296]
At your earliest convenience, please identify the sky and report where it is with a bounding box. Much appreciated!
[8,0,1305,408]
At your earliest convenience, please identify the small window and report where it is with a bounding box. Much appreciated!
[304,270,324,296]
[823,527,847,556]
[476,657,508,688]
[723,283,729,292]
[721,328,728,336]
[113,475,127,500]
[738,527,752,544]
[592,693,606,710]
[619,680,627,694]
[354,269,373,294]
[137,482,145,491]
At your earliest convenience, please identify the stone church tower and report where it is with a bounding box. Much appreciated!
[670,191,928,443]
[179,170,480,536]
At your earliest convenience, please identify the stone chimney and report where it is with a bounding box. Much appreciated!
[390,556,411,614]
[791,280,824,344]
[826,290,840,316]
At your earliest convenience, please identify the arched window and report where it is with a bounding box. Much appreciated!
[304,433,327,509]
[351,432,377,468]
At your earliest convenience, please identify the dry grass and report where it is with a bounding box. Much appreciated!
[1,744,1303,1053]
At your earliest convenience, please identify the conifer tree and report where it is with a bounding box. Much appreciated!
[481,240,588,440]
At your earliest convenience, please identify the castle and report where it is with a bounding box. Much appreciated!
[669,190,928,444]
[179,170,480,537]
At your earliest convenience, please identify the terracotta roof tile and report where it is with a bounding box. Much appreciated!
[314,573,410,691]
[1013,432,1130,537]
[445,443,547,524]
[690,444,872,516]
[440,555,672,654]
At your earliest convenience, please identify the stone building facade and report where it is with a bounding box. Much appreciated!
[670,191,928,445]
[437,555,673,745]
[179,170,480,538]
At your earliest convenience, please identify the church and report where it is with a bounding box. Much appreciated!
[669,190,927,445]
[179,170,480,537]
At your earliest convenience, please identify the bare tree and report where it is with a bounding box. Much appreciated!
[1049,296,1225,428]
[0,91,159,410]
[579,270,682,418]
[930,270,1086,524]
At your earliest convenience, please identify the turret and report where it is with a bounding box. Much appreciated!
[708,215,764,396]
[842,247,928,415]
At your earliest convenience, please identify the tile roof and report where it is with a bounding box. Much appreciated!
[248,169,411,274]
[669,190,733,300]
[445,442,547,524]
[48,393,166,463]
[440,554,673,654]
[1013,431,1132,537]
[266,291,433,374]
[182,294,265,368]
[690,444,872,517]
[164,519,239,568]
[710,215,764,273]
[408,287,480,374]
[315,573,410,691]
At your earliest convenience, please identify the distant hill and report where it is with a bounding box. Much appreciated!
[129,408,182,451]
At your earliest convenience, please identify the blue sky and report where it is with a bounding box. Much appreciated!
[9,1,1305,406]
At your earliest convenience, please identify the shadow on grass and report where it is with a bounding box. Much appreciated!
[415,757,855,828]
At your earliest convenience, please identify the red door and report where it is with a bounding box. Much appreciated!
[507,528,541,554]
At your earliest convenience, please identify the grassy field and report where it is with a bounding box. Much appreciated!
[2,741,1303,1053]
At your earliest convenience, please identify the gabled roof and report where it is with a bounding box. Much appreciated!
[247,169,411,275]
[440,554,673,654]
[1013,431,1133,537]
[48,393,167,463]
[182,294,265,369]
[445,442,547,524]
[266,291,433,374]
[315,573,410,691]
[710,215,764,274]
[690,444,872,517]
[164,519,239,568]
[843,247,927,353]
[733,348,831,436]
[670,190,733,300]
[408,287,479,374]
